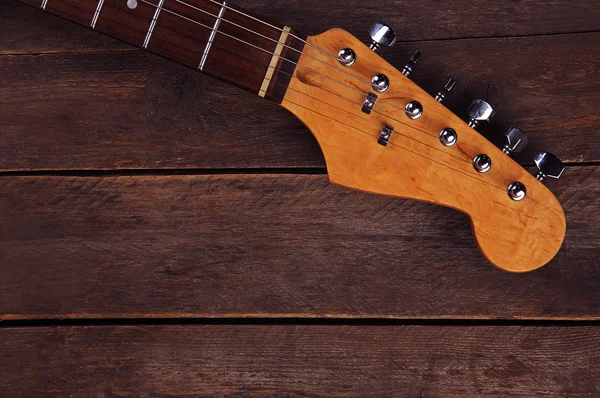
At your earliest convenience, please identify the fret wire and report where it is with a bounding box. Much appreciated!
[171,0,378,103]
[198,0,226,71]
[33,0,498,192]
[40,0,48,10]
[138,0,445,156]
[190,52,505,192]
[138,0,272,57]
[90,0,105,29]
[174,0,306,63]
[137,0,406,119]
[201,0,340,62]
[143,0,166,48]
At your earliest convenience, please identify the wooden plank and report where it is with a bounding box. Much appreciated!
[0,51,323,170]
[1,32,599,171]
[3,0,600,55]
[1,166,598,320]
[2,324,600,396]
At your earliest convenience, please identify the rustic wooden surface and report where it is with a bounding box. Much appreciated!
[1,0,599,395]
[1,167,598,320]
[3,325,600,396]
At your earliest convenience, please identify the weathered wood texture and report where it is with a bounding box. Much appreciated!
[3,0,600,55]
[1,166,598,320]
[1,3,599,170]
[2,0,600,395]
[2,325,600,396]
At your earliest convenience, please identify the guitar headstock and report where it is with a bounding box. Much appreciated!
[281,25,566,272]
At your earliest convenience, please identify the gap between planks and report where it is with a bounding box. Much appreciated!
[4,315,600,327]
[2,29,600,56]
[0,162,598,177]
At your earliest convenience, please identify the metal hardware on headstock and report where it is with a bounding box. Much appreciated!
[401,49,422,77]
[502,127,528,155]
[473,154,492,173]
[378,126,394,146]
[534,152,565,182]
[435,78,456,103]
[278,26,568,271]
[439,128,457,147]
[338,48,356,66]
[371,74,390,92]
[361,92,378,114]
[467,99,495,129]
[508,182,527,201]
[405,101,423,120]
[368,22,397,52]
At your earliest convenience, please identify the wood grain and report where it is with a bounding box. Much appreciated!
[1,166,598,320]
[284,28,567,272]
[1,32,598,171]
[3,0,600,55]
[3,0,600,394]
[2,325,600,396]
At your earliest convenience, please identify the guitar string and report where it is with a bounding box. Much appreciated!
[282,97,506,192]
[140,10,506,191]
[280,77,477,164]
[162,0,409,116]
[257,73,506,191]
[132,0,508,192]
[135,0,507,192]
[283,87,503,191]
[139,0,443,143]
[194,0,342,61]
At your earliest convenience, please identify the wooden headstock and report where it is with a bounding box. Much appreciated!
[281,28,566,272]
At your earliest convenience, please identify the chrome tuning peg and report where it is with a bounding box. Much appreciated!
[368,22,397,52]
[534,152,565,182]
[467,99,494,129]
[435,78,456,103]
[502,127,528,155]
[401,49,422,77]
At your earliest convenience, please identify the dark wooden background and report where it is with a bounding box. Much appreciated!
[1,0,599,395]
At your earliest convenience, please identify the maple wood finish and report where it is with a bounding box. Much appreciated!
[283,29,565,272]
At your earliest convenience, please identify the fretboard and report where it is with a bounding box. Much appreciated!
[19,0,306,103]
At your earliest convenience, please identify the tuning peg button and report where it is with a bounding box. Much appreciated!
[534,152,565,181]
[368,22,397,52]
[467,99,495,129]
[502,127,528,155]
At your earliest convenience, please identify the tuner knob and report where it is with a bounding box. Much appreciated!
[534,152,565,182]
[401,49,422,77]
[435,78,456,103]
[368,22,397,52]
[502,127,528,155]
[467,99,495,129]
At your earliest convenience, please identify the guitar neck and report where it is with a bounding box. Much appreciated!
[19,0,306,103]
